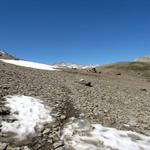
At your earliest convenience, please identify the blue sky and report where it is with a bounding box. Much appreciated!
[0,0,150,64]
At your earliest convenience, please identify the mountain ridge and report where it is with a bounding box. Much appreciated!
[135,54,150,62]
[0,49,18,60]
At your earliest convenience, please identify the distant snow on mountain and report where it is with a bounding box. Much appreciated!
[53,62,100,69]
[135,55,150,62]
[0,50,101,70]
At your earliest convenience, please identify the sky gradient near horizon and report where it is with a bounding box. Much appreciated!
[0,0,150,64]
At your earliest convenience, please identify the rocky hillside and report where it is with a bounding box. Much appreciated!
[1,52,150,150]
[95,61,150,72]
[0,50,18,60]
[93,61,150,84]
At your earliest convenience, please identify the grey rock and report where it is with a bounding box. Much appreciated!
[55,146,65,150]
[6,146,21,150]
[43,128,51,135]
[78,79,92,87]
[128,115,137,127]
[0,107,10,115]
[53,140,64,149]
[23,146,31,150]
[60,115,66,120]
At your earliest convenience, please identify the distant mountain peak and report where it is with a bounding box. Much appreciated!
[53,62,99,69]
[0,49,18,60]
[0,49,7,54]
[135,55,150,62]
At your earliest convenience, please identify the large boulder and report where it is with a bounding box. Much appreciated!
[77,79,93,87]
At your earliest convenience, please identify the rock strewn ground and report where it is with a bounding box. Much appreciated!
[1,61,150,149]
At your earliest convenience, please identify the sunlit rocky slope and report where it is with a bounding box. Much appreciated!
[1,50,150,150]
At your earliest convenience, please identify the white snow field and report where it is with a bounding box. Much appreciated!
[1,95,53,140]
[0,59,58,71]
[62,118,150,150]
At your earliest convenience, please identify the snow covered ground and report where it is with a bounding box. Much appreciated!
[0,59,58,71]
[1,95,53,140]
[62,118,150,150]
[2,95,150,149]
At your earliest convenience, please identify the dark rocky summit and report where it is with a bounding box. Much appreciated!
[0,53,150,149]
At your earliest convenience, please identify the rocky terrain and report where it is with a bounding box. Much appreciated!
[1,52,150,149]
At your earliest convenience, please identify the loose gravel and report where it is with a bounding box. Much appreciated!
[1,61,150,149]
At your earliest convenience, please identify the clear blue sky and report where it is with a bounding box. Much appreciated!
[0,0,150,64]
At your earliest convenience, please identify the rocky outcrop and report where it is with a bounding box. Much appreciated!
[0,50,18,60]
[77,79,93,87]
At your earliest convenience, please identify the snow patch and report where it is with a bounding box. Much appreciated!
[0,59,58,71]
[62,118,150,150]
[1,95,53,140]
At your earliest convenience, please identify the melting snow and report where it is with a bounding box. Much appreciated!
[1,95,53,140]
[0,59,58,71]
[62,118,150,150]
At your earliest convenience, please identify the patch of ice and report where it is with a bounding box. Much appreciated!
[1,95,53,140]
[0,59,58,71]
[62,118,150,150]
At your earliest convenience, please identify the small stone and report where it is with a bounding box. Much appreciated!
[116,73,121,75]
[53,140,64,149]
[23,146,31,150]
[103,117,116,126]
[6,146,21,150]
[78,79,93,87]
[52,113,61,118]
[3,116,17,123]
[79,113,85,118]
[60,115,66,120]
[128,115,137,127]
[91,67,97,73]
[140,88,147,92]
[104,109,109,113]
[48,139,53,143]
[3,86,10,90]
[55,146,65,150]
[85,82,92,87]
[0,107,10,115]
[43,128,51,135]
